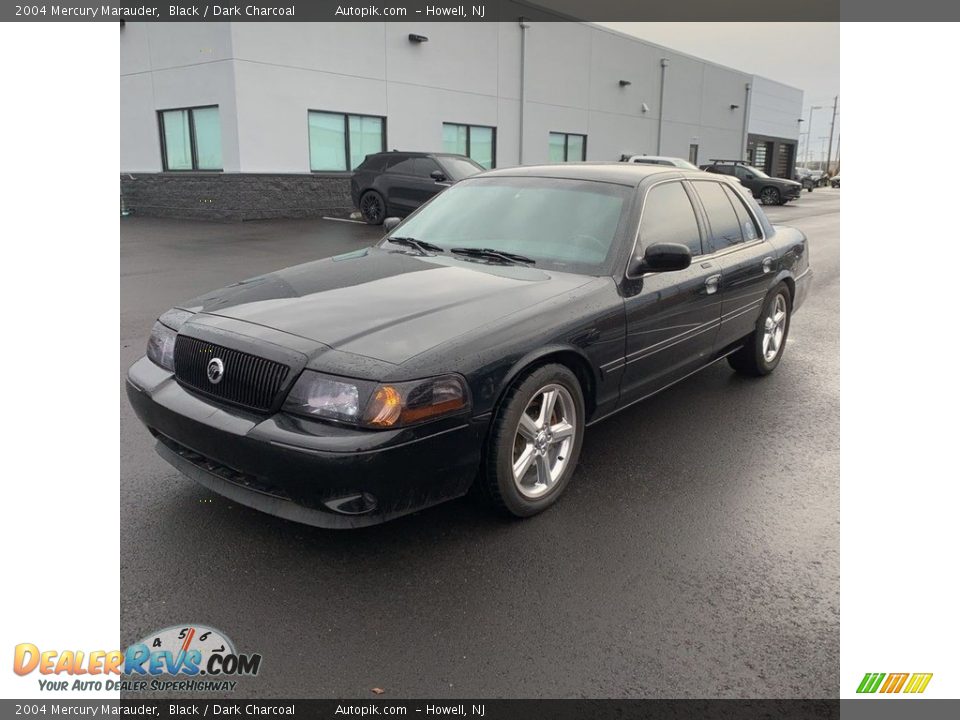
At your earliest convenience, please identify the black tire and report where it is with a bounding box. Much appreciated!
[359,190,386,225]
[728,283,792,377]
[483,364,585,518]
[806,185,813,193]
[759,187,781,206]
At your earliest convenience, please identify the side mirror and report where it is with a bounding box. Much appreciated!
[383,217,401,232]
[430,170,447,182]
[744,173,755,180]
[629,242,691,276]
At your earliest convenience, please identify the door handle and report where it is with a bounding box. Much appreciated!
[762,257,775,274]
[704,274,721,295]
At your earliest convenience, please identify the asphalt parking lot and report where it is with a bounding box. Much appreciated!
[120,189,840,698]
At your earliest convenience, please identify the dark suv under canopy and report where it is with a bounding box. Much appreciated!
[350,151,484,225]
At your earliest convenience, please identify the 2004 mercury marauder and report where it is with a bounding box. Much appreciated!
[127,163,811,528]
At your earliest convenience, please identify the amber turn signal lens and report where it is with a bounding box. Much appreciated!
[365,385,403,427]
[361,375,469,428]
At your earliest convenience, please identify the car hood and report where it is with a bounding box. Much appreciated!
[179,247,595,365]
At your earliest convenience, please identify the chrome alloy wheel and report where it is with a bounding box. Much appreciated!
[762,293,788,363]
[512,384,577,499]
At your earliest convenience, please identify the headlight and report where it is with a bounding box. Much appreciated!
[146,322,176,371]
[283,374,364,424]
[145,308,193,371]
[283,371,469,428]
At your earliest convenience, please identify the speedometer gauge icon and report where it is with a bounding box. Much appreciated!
[135,624,235,669]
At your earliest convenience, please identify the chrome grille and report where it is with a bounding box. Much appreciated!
[174,335,290,412]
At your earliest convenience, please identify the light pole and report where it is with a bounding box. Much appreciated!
[826,95,838,174]
[803,105,823,165]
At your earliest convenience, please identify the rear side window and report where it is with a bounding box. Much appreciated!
[639,181,702,257]
[386,156,418,175]
[709,165,735,176]
[692,181,744,252]
[722,185,761,241]
[386,156,438,178]
[356,154,386,172]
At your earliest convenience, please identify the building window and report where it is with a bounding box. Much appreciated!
[442,123,496,169]
[308,111,386,172]
[159,106,222,171]
[549,132,587,162]
[688,143,699,165]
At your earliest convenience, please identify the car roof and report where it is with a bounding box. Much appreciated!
[373,150,471,159]
[629,155,681,162]
[478,162,706,187]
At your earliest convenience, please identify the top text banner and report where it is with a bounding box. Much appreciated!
[5,0,959,22]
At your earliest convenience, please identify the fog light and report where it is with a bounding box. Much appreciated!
[324,493,378,516]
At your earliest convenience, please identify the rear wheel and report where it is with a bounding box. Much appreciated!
[728,284,792,377]
[759,187,781,206]
[359,191,386,225]
[483,364,585,517]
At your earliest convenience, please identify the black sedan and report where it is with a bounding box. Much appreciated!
[350,150,484,225]
[127,164,812,528]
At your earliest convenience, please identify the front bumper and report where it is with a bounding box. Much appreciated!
[126,357,486,528]
[783,185,803,200]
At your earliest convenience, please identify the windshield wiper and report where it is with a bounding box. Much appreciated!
[385,236,445,255]
[450,247,536,265]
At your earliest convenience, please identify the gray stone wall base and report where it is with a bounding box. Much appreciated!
[120,173,354,221]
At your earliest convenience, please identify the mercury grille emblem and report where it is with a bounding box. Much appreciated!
[207,357,225,385]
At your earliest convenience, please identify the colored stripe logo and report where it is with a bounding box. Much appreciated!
[857,672,933,694]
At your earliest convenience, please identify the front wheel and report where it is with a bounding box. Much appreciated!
[759,187,781,206]
[483,364,585,517]
[728,284,792,377]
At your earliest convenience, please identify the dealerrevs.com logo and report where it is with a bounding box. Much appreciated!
[856,672,933,694]
[13,624,262,693]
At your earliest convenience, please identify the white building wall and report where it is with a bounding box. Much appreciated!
[120,21,767,174]
[748,75,803,141]
[120,23,241,172]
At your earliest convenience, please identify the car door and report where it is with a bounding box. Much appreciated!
[618,179,723,403]
[688,179,774,350]
[732,165,762,196]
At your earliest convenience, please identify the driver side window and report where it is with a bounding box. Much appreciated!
[640,182,703,257]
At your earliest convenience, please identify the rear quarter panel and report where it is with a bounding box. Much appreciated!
[767,224,811,311]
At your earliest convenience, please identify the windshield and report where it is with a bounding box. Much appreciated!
[438,156,485,181]
[381,177,630,275]
[745,165,770,178]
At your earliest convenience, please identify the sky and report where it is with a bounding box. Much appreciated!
[598,23,840,162]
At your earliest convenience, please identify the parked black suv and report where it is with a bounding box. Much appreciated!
[793,167,816,192]
[351,151,485,225]
[702,160,802,206]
